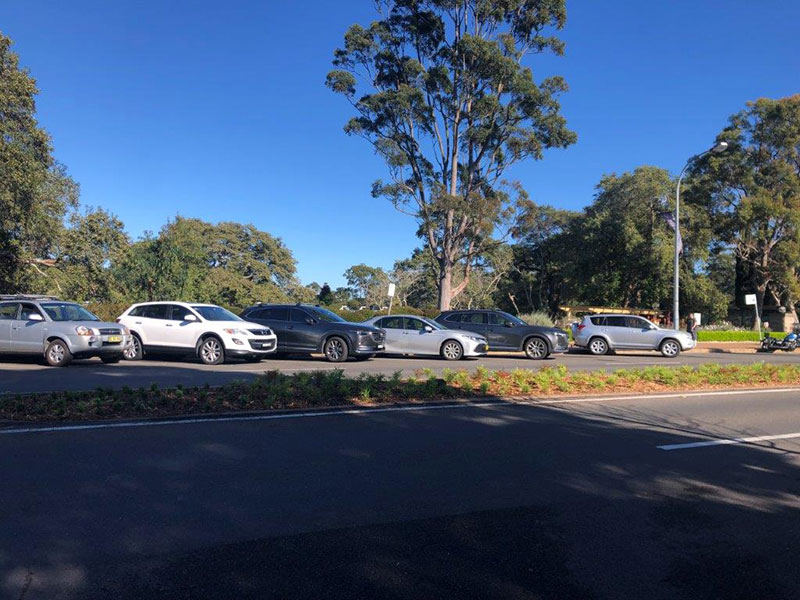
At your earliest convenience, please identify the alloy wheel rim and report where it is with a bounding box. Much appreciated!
[664,342,679,356]
[443,342,460,359]
[49,344,65,363]
[124,338,139,360]
[327,339,344,360]
[527,339,546,357]
[590,340,606,354]
[202,339,221,363]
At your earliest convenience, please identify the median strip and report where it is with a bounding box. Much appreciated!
[2,362,800,424]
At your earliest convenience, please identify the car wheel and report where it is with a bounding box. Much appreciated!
[524,337,549,360]
[123,335,143,360]
[45,340,73,367]
[101,355,123,364]
[199,336,225,365]
[660,339,681,358]
[441,340,464,361]
[588,337,609,356]
[324,336,349,362]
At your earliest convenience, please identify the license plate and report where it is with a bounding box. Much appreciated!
[107,335,122,343]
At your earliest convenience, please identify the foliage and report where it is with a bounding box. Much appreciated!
[328,0,576,309]
[0,33,79,292]
[6,362,800,423]
[517,311,554,327]
[696,330,785,342]
[688,95,800,328]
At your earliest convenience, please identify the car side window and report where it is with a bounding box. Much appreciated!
[142,304,170,319]
[605,316,628,327]
[590,316,606,326]
[488,313,512,326]
[19,303,43,320]
[380,316,404,329]
[444,313,462,323]
[627,317,646,329]
[290,308,309,323]
[128,306,143,317]
[170,305,195,321]
[462,313,486,325]
[404,318,426,331]
[0,303,19,320]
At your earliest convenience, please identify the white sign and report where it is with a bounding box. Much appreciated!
[745,294,757,306]
[693,312,702,326]
[387,283,396,298]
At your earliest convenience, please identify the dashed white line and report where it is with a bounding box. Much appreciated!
[658,432,800,451]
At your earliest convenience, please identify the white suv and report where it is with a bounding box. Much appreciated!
[118,302,277,365]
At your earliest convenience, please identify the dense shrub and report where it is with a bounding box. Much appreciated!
[697,330,785,342]
[518,311,555,327]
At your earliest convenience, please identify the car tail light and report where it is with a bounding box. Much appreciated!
[577,323,586,331]
[115,318,121,323]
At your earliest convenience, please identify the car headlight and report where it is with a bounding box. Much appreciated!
[223,328,246,335]
[468,336,484,342]
[75,326,97,336]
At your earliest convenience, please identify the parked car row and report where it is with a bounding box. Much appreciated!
[0,295,695,367]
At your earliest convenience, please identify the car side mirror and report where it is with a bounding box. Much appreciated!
[423,325,433,333]
[306,318,316,325]
[28,313,44,322]
[504,322,514,327]
[183,314,198,322]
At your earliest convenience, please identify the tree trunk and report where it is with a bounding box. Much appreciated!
[438,257,453,310]
[754,285,766,332]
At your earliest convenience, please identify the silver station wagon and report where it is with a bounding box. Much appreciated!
[0,295,132,367]
[572,314,695,357]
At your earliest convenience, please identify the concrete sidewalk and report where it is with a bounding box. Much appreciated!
[693,341,759,354]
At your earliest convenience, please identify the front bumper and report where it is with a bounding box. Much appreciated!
[462,339,488,357]
[550,332,570,354]
[680,337,696,350]
[353,331,385,355]
[67,333,133,358]
[224,334,278,354]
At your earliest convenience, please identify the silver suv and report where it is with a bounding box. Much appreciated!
[0,295,132,367]
[572,314,695,357]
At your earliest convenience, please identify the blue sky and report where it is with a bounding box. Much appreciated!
[3,1,799,288]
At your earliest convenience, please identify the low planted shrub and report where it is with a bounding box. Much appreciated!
[697,330,786,342]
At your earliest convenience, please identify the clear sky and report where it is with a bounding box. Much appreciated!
[2,1,798,288]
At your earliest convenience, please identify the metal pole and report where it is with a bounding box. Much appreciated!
[673,164,689,329]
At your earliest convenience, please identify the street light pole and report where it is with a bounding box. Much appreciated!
[673,141,729,328]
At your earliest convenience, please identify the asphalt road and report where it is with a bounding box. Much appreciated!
[2,388,800,599]
[1,349,799,394]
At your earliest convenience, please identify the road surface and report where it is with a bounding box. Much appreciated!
[1,349,799,394]
[2,388,799,599]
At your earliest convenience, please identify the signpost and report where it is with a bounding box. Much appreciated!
[387,283,396,315]
[745,294,760,338]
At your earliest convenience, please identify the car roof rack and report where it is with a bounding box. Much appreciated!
[0,294,61,301]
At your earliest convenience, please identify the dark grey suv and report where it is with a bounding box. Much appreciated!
[434,310,569,359]
[241,304,385,362]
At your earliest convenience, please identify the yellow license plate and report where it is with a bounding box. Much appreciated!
[107,335,122,343]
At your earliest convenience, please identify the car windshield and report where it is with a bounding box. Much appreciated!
[191,305,242,322]
[40,302,100,322]
[308,307,345,322]
[500,311,526,326]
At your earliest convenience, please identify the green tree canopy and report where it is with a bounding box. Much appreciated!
[328,0,576,309]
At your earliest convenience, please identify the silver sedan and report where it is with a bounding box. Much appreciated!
[361,315,487,360]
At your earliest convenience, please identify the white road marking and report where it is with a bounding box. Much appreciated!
[0,402,501,436]
[658,432,800,451]
[526,387,800,405]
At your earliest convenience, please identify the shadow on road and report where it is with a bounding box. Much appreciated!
[2,400,799,599]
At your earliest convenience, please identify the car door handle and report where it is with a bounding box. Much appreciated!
[287,325,295,330]
[135,321,142,325]
[165,324,173,327]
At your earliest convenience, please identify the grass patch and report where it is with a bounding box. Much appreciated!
[698,330,785,342]
[3,363,800,423]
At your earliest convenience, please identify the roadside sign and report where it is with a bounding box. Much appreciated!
[388,283,396,298]
[745,294,757,306]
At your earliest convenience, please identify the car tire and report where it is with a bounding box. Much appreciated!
[524,336,549,360]
[324,336,349,362]
[45,339,73,367]
[124,334,143,361]
[199,336,225,365]
[588,337,609,356]
[659,339,681,358]
[441,340,464,361]
[101,355,123,364]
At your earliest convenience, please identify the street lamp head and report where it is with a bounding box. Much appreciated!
[710,141,729,153]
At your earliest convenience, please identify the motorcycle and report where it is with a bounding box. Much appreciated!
[759,330,799,352]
